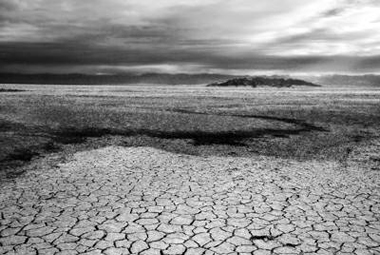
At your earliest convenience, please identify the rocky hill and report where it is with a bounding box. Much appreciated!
[208,77,320,87]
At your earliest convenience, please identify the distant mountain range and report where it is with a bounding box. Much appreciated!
[0,73,235,85]
[303,74,380,87]
[207,77,319,87]
[0,72,379,86]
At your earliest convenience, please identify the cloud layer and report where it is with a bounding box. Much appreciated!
[1,0,379,74]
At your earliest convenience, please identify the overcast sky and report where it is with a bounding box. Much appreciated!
[1,0,379,74]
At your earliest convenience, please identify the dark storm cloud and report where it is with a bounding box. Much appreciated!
[2,41,378,74]
[0,0,380,74]
[0,1,16,11]
[321,8,345,18]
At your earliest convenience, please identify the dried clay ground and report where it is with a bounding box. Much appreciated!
[0,84,380,255]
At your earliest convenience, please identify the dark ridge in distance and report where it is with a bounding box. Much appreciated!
[1,72,380,86]
[306,74,380,86]
[0,72,237,85]
[207,77,320,87]
[0,72,318,86]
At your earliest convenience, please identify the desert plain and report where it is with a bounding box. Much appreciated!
[0,84,379,254]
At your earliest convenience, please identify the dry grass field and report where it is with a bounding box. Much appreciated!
[0,84,380,176]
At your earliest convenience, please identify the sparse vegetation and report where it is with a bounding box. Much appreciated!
[1,85,379,174]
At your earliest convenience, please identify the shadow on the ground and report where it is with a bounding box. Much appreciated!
[52,127,316,146]
[0,111,327,173]
[51,109,327,146]
[0,88,26,92]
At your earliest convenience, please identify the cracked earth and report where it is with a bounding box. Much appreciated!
[1,146,379,255]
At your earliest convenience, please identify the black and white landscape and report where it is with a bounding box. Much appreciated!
[1,1,380,255]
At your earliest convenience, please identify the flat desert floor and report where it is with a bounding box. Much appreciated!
[0,85,380,255]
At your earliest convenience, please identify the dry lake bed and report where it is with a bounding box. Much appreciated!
[1,84,380,254]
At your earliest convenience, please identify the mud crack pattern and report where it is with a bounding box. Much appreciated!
[1,147,380,255]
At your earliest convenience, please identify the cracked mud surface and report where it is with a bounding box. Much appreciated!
[1,146,380,255]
